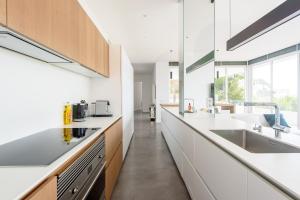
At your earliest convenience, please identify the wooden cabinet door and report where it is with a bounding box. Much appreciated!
[49,0,71,58]
[105,119,122,165]
[104,41,110,77]
[78,5,87,66]
[7,0,51,46]
[85,17,97,71]
[0,0,6,25]
[105,143,123,200]
[68,0,80,60]
[95,31,105,75]
[25,177,57,200]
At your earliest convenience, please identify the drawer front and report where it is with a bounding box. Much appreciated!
[105,119,122,165]
[247,170,292,200]
[194,133,247,200]
[105,143,123,200]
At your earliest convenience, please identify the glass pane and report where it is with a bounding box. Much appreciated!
[252,62,272,102]
[215,67,226,103]
[227,67,245,103]
[169,67,179,104]
[273,54,298,126]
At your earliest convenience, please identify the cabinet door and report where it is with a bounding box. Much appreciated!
[105,119,122,166]
[85,17,97,71]
[49,0,71,58]
[7,0,51,46]
[106,143,123,200]
[25,177,57,200]
[103,41,110,77]
[0,0,6,25]
[194,133,247,200]
[68,0,80,60]
[78,5,87,66]
[95,32,105,75]
[247,170,292,200]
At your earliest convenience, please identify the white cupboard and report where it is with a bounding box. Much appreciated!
[247,170,291,200]
[194,132,247,200]
[161,108,293,200]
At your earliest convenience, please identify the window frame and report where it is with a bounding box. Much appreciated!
[247,51,300,128]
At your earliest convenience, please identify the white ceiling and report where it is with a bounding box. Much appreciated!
[82,0,179,64]
[132,63,155,74]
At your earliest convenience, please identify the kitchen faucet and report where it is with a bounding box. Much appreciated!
[243,102,287,137]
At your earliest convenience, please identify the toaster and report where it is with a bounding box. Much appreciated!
[92,100,113,117]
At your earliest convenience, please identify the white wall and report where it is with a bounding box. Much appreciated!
[185,62,214,110]
[0,48,91,145]
[90,45,122,116]
[134,73,154,112]
[121,47,134,159]
[155,62,170,123]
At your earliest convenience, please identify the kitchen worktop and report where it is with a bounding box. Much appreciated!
[0,115,121,200]
[162,106,300,200]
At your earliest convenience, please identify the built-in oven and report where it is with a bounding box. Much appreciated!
[57,135,105,200]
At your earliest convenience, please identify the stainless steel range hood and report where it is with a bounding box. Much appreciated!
[0,26,102,77]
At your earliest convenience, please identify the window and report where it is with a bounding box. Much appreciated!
[250,54,298,127]
[273,55,298,126]
[215,66,245,104]
[169,67,179,103]
[252,62,271,102]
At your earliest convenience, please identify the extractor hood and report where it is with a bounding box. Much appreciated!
[0,26,102,77]
[0,27,71,63]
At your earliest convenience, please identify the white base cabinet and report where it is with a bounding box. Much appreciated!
[161,109,291,200]
[194,130,247,200]
[247,170,292,200]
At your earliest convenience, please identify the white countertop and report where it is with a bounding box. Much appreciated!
[0,115,121,200]
[163,107,300,200]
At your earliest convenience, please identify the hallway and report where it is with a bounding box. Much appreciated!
[111,112,191,200]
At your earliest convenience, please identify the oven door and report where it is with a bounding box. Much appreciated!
[77,163,105,200]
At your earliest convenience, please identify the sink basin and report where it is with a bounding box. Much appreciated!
[210,129,300,153]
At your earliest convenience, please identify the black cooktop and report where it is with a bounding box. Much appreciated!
[0,128,100,166]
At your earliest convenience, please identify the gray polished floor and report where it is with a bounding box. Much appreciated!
[111,111,191,200]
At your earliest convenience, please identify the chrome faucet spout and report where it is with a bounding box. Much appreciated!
[243,102,285,137]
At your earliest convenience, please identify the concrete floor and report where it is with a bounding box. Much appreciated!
[111,111,191,200]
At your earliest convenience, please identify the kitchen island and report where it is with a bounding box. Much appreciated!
[161,106,300,200]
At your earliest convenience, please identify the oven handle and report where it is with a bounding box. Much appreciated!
[82,161,106,200]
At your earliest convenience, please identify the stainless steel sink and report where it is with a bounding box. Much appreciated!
[210,129,300,153]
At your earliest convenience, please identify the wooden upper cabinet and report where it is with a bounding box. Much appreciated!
[0,0,6,25]
[95,31,105,75]
[85,17,97,71]
[78,5,87,66]
[104,41,110,77]
[49,0,71,58]
[6,0,109,77]
[7,0,51,46]
[69,0,80,60]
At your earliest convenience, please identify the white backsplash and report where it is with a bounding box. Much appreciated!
[0,48,91,145]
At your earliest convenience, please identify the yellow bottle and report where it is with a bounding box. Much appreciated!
[64,102,72,125]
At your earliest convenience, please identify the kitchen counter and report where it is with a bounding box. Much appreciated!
[0,115,121,200]
[162,106,300,200]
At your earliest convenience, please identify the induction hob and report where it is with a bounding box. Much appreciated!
[0,128,101,166]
